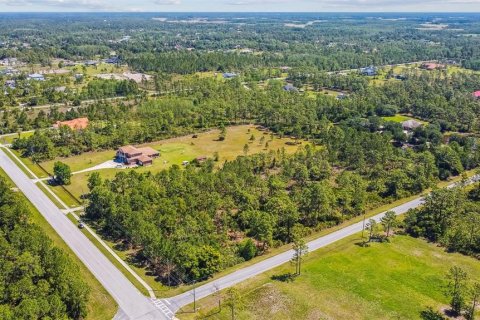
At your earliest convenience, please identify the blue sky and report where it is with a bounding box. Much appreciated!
[0,0,479,12]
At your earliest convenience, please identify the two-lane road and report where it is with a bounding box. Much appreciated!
[3,143,478,319]
[165,176,478,313]
[0,149,169,320]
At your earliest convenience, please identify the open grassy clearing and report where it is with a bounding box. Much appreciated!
[0,168,117,320]
[65,62,128,77]
[382,114,428,124]
[35,125,300,200]
[179,235,480,320]
[0,131,34,144]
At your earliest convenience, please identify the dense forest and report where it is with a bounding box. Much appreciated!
[405,185,480,258]
[2,12,480,289]
[1,13,480,73]
[0,177,89,319]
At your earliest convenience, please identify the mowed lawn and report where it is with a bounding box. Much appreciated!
[180,235,480,320]
[41,125,301,200]
[41,125,299,174]
[382,114,428,124]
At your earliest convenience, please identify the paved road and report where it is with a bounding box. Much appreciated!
[165,175,479,313]
[0,149,169,320]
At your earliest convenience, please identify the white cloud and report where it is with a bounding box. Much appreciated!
[153,0,181,5]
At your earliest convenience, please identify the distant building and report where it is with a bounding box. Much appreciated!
[472,91,480,99]
[54,86,66,93]
[53,117,89,130]
[106,57,120,64]
[283,84,298,92]
[336,93,347,100]
[4,80,16,89]
[116,145,160,166]
[0,68,19,76]
[84,60,98,66]
[402,119,423,131]
[420,63,445,71]
[27,73,45,81]
[223,72,237,79]
[0,58,17,66]
[360,66,377,76]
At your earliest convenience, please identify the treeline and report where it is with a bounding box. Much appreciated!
[0,76,139,113]
[82,115,480,284]
[284,70,480,131]
[10,76,480,179]
[3,13,480,73]
[0,177,89,319]
[84,139,435,284]
[405,185,480,258]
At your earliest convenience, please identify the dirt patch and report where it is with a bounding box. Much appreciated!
[307,308,333,320]
[248,283,292,317]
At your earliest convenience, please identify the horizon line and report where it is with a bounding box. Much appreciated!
[0,11,480,14]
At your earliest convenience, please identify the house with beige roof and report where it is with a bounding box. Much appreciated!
[116,145,160,166]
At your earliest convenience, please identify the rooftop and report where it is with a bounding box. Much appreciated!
[53,117,89,130]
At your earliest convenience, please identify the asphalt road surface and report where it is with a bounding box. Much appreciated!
[165,175,479,313]
[3,145,478,319]
[0,149,169,320]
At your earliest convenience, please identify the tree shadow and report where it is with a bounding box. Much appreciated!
[354,240,370,247]
[271,272,296,282]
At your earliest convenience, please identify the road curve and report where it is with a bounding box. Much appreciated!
[0,149,168,320]
[165,176,479,313]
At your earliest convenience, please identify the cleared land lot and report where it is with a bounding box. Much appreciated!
[179,235,480,320]
[34,125,301,200]
[41,125,299,174]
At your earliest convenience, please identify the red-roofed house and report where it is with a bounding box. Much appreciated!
[473,91,480,99]
[53,117,89,130]
[116,145,160,166]
[420,63,445,71]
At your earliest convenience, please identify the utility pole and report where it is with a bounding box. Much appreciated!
[193,280,196,313]
[361,211,366,239]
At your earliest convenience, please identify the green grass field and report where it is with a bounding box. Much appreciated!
[382,114,428,124]
[36,125,301,201]
[0,168,117,320]
[180,235,480,320]
[0,131,34,144]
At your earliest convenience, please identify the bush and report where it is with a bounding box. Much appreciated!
[238,239,257,261]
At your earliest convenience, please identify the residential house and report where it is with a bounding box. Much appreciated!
[5,80,16,89]
[402,119,422,131]
[53,117,89,130]
[106,57,120,64]
[283,84,298,92]
[223,72,237,79]
[420,63,445,71]
[360,66,377,76]
[85,60,98,66]
[116,145,160,166]
[28,73,45,81]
